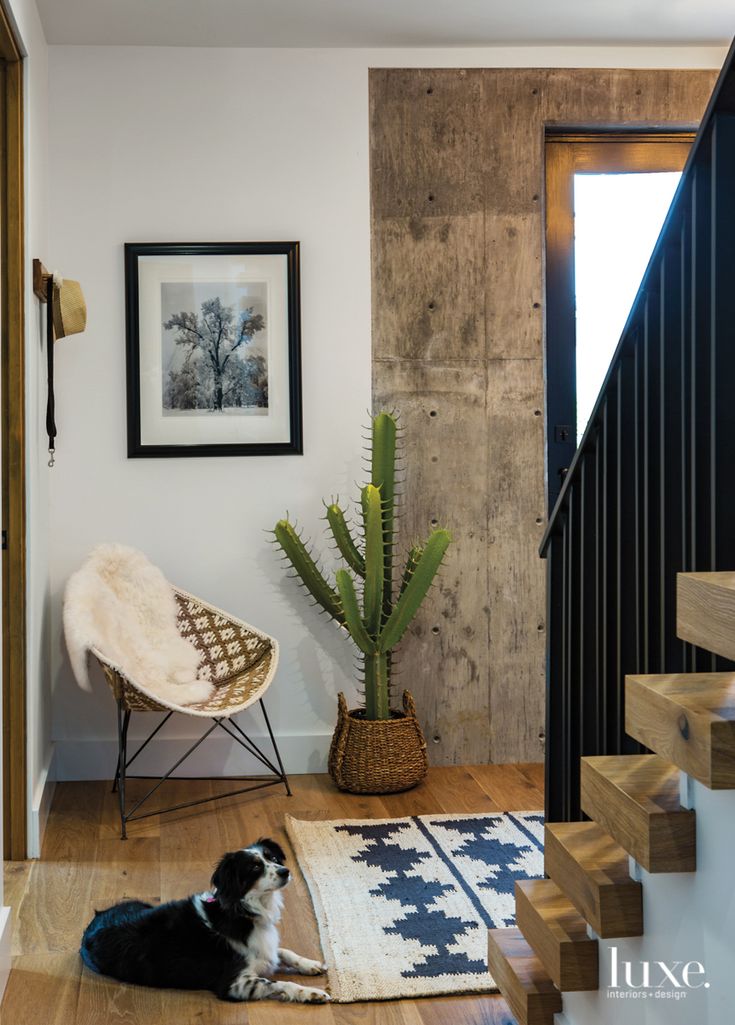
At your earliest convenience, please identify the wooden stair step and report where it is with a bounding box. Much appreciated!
[626,672,735,788]
[515,878,599,991]
[580,754,696,873]
[487,927,562,1025]
[678,571,735,660]
[544,821,643,938]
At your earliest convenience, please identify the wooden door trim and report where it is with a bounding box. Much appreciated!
[544,131,695,511]
[0,1,26,860]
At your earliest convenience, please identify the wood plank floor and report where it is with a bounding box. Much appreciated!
[1,764,544,1025]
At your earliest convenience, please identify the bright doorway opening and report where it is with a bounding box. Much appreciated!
[574,171,681,442]
[545,133,693,510]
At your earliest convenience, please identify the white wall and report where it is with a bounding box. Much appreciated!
[47,43,727,783]
[47,46,373,780]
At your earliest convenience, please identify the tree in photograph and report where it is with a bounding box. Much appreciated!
[163,297,265,411]
[223,353,269,409]
[164,359,199,410]
[244,353,269,407]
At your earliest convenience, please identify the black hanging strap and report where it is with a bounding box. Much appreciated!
[46,275,56,466]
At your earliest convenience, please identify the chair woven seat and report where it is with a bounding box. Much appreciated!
[94,589,278,718]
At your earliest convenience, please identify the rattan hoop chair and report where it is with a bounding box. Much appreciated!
[91,588,290,839]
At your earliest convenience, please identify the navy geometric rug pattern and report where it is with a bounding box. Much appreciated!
[285,811,544,1001]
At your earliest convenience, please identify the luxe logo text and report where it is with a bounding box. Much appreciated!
[607,947,709,1000]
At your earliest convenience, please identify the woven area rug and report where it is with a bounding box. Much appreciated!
[285,810,544,1002]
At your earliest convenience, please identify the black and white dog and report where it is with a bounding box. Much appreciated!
[80,838,330,1003]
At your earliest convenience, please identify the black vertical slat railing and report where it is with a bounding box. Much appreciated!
[616,355,638,757]
[541,41,735,822]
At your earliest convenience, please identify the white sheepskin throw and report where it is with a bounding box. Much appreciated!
[63,544,214,706]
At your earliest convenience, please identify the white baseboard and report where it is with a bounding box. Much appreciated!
[53,732,332,781]
[28,745,56,859]
[0,906,11,1002]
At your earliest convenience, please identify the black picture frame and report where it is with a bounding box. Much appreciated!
[125,241,302,457]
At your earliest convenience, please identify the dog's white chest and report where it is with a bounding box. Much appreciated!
[227,915,279,975]
[245,918,279,975]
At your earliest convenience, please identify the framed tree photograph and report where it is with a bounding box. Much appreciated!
[125,242,302,456]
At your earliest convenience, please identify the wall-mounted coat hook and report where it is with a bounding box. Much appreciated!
[33,258,88,467]
[33,258,51,302]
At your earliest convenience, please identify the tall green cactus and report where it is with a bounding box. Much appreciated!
[273,412,451,720]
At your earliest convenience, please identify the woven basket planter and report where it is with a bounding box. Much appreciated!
[328,690,428,794]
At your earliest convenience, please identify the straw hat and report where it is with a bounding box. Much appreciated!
[52,275,87,339]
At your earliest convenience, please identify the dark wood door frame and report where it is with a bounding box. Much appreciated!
[544,131,694,512]
[0,1,27,860]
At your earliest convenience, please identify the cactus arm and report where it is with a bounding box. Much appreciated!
[378,529,451,652]
[371,412,397,510]
[360,485,370,537]
[362,484,384,635]
[274,520,344,624]
[326,502,365,577]
[371,413,397,615]
[399,544,424,597]
[335,569,374,655]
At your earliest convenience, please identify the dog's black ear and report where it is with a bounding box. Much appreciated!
[211,850,261,910]
[258,837,286,864]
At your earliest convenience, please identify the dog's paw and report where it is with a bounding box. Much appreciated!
[299,958,327,976]
[272,981,330,1004]
[296,986,330,1003]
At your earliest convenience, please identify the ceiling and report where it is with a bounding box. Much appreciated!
[35,0,734,48]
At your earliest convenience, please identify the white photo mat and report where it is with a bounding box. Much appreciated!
[136,252,291,447]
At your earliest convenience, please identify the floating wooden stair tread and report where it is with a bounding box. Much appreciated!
[487,927,562,1025]
[626,672,735,788]
[515,878,599,992]
[544,821,643,938]
[580,754,696,873]
[678,571,735,661]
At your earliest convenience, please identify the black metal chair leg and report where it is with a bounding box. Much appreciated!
[117,702,131,839]
[108,700,290,837]
[260,698,291,796]
[111,753,121,793]
[112,708,122,794]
